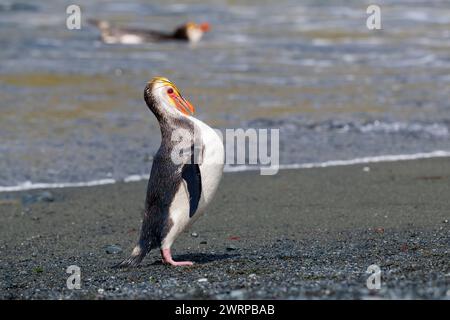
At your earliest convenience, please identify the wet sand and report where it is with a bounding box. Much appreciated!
[0,158,449,299]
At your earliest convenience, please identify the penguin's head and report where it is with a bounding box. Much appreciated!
[174,22,211,43]
[186,22,210,42]
[144,77,195,119]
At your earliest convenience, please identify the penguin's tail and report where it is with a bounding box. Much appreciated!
[113,209,162,268]
[113,243,150,268]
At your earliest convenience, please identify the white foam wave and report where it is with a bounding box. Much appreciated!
[1,150,450,192]
[0,179,116,193]
[225,150,450,172]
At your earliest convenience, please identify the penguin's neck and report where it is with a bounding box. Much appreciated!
[158,114,195,142]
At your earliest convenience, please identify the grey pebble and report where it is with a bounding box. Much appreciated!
[229,289,245,299]
[22,191,54,206]
[37,191,54,202]
[105,245,122,254]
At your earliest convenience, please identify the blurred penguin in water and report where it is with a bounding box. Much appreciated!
[88,19,211,44]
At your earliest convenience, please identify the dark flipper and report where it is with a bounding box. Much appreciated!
[182,163,202,217]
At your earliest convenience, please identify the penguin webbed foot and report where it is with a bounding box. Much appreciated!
[164,260,194,267]
[161,248,193,266]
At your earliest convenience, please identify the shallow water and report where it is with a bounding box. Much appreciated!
[1,0,450,186]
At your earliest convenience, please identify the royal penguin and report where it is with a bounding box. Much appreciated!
[89,20,211,44]
[117,77,224,267]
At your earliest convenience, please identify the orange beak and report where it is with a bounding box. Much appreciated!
[199,22,211,32]
[169,91,195,115]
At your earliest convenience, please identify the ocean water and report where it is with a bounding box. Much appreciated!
[1,0,450,188]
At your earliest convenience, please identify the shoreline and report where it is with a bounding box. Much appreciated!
[0,157,449,299]
[1,150,450,193]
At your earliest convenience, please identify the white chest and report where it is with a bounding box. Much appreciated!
[192,117,224,206]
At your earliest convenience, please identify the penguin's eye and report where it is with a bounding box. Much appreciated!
[167,88,174,94]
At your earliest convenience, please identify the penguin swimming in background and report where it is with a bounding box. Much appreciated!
[89,19,211,44]
[117,77,224,267]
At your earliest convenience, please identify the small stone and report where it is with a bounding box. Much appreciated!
[363,166,370,172]
[37,191,54,202]
[22,191,54,205]
[98,288,104,294]
[191,232,199,238]
[105,245,122,254]
[197,278,208,283]
[443,219,448,224]
[229,289,245,299]
[174,293,185,299]
[226,245,238,251]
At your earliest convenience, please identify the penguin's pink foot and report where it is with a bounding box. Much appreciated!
[161,249,193,266]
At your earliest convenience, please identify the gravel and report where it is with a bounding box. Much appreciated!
[0,158,449,299]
